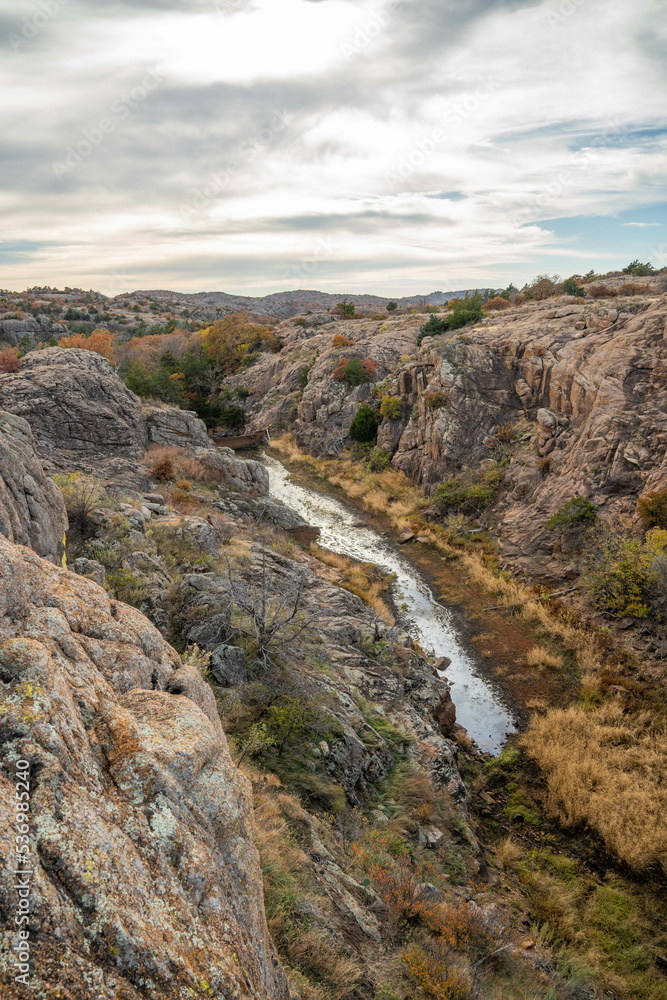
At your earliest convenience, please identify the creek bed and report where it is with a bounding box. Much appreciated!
[262,452,517,754]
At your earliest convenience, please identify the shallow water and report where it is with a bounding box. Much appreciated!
[262,453,517,753]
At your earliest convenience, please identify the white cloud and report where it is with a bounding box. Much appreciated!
[0,0,666,294]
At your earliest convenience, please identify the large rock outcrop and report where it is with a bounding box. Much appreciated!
[241,280,667,578]
[0,410,67,564]
[143,404,213,452]
[0,534,289,999]
[0,348,148,459]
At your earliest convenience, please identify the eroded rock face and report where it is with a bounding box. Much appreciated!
[0,348,148,459]
[0,410,67,563]
[242,281,667,579]
[0,535,288,1000]
[144,404,213,451]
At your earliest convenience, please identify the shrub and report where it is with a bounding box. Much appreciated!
[637,491,667,528]
[493,421,517,444]
[585,526,667,618]
[562,277,585,297]
[344,357,367,385]
[622,259,655,276]
[425,391,449,410]
[53,472,105,536]
[523,274,559,300]
[547,496,597,533]
[333,356,376,386]
[149,456,175,482]
[349,403,379,443]
[483,296,512,311]
[0,349,21,373]
[333,334,353,347]
[433,465,503,517]
[618,281,644,295]
[217,405,246,430]
[417,295,483,345]
[380,396,403,420]
[366,447,392,472]
[335,299,356,318]
[387,300,398,312]
[587,283,617,299]
[105,568,148,608]
[362,357,377,381]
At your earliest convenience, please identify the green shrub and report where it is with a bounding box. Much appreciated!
[349,403,379,443]
[218,405,246,430]
[380,395,403,420]
[366,447,392,472]
[562,277,585,297]
[547,497,597,533]
[417,294,483,345]
[433,465,504,517]
[297,367,309,390]
[336,298,356,318]
[637,491,667,528]
[585,527,667,619]
[622,259,655,276]
[386,300,398,312]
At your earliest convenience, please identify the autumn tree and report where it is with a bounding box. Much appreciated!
[200,313,279,374]
[60,328,115,362]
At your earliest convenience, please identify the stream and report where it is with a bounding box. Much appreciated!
[262,453,517,754]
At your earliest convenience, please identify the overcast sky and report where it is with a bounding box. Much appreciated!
[1,0,666,296]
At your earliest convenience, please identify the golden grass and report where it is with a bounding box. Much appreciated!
[524,703,667,874]
[145,443,215,482]
[525,645,563,670]
[494,836,523,870]
[310,545,394,622]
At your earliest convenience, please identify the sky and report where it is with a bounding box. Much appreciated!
[1,0,666,297]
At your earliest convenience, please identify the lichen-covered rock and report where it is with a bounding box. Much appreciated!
[242,281,667,580]
[0,410,67,563]
[70,555,106,585]
[0,348,148,459]
[196,447,270,495]
[210,644,248,687]
[144,404,213,451]
[0,535,288,1000]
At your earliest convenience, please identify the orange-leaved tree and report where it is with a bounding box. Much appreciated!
[60,328,115,362]
[0,348,21,373]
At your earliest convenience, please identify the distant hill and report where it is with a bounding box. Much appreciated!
[115,287,498,321]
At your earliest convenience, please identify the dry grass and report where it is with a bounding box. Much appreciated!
[525,645,563,670]
[249,769,366,1000]
[144,444,216,482]
[310,545,394,622]
[494,836,523,870]
[524,703,667,874]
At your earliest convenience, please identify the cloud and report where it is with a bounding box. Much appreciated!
[624,222,662,227]
[1,0,666,294]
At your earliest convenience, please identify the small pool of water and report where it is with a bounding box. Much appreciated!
[262,453,517,753]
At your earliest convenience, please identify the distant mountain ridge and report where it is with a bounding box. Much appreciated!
[116,286,499,320]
